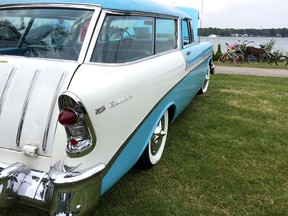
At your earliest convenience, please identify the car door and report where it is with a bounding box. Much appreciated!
[181,18,206,94]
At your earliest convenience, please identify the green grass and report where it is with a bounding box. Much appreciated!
[214,60,288,70]
[1,74,288,216]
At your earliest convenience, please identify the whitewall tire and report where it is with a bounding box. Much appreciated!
[136,111,169,169]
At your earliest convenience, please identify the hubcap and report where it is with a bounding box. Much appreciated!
[150,120,166,156]
[202,68,210,92]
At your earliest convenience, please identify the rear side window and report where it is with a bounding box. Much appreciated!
[91,14,177,63]
[92,15,153,63]
[155,18,177,54]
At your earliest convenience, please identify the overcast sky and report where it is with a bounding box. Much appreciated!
[151,0,288,29]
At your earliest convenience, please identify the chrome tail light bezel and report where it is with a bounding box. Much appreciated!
[58,92,96,158]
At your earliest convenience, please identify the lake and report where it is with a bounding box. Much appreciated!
[201,36,288,53]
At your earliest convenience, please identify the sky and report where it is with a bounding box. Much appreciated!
[151,0,288,29]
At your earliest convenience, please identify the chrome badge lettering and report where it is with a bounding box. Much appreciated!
[110,95,132,108]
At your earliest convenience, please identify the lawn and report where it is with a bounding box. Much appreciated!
[1,74,288,216]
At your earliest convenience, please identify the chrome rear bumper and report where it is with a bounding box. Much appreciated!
[0,161,105,215]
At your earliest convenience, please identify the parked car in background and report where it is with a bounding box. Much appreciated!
[0,0,214,215]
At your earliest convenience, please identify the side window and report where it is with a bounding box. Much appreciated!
[92,15,154,63]
[155,18,177,54]
[182,19,194,46]
[91,15,178,63]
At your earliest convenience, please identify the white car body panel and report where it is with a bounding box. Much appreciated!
[0,57,79,169]
[65,51,186,167]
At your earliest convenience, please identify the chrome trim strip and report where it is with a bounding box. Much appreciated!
[49,161,105,184]
[87,49,179,67]
[185,51,212,73]
[85,10,106,62]
[0,68,16,116]
[102,9,179,19]
[77,6,102,63]
[16,70,40,146]
[0,3,100,10]
[42,72,67,151]
[184,53,212,78]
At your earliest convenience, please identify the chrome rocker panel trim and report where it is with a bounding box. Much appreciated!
[0,161,105,215]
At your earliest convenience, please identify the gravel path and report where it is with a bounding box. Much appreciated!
[216,65,288,78]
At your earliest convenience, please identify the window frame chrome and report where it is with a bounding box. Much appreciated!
[85,10,180,65]
[181,18,197,49]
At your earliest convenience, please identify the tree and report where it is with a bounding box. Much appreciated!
[213,44,222,61]
[199,27,288,37]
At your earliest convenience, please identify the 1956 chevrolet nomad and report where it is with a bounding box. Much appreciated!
[0,0,214,215]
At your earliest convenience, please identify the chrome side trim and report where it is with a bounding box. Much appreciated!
[77,6,102,63]
[0,68,16,116]
[16,70,40,146]
[185,51,212,73]
[85,10,106,62]
[102,53,212,176]
[49,161,105,184]
[102,9,179,19]
[42,72,67,151]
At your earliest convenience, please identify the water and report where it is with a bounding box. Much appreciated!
[201,36,288,54]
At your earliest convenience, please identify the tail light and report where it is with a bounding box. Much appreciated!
[58,92,96,158]
[59,107,79,126]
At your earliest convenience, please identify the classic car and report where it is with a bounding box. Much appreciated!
[0,0,214,215]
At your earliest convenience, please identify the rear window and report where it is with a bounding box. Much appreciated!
[0,8,93,60]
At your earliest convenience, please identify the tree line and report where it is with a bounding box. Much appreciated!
[199,27,288,37]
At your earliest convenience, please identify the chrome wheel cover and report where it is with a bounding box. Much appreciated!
[201,66,211,93]
[148,111,169,165]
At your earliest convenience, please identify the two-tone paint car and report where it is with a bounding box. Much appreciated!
[0,0,214,215]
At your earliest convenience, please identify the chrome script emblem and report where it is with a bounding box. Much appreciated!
[110,95,133,108]
[95,95,133,115]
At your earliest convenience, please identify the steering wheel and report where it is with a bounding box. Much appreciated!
[0,22,21,41]
[108,28,131,40]
[25,25,54,45]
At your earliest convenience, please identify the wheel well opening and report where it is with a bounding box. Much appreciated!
[168,105,176,124]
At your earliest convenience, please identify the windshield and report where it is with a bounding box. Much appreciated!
[0,8,93,61]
